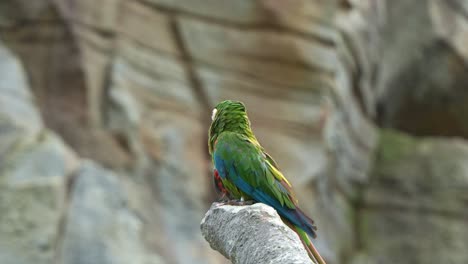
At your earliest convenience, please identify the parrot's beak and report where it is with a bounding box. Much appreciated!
[211,108,218,121]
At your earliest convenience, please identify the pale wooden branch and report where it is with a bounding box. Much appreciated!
[201,203,314,264]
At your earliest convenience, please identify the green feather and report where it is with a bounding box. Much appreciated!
[208,100,298,209]
[214,132,296,209]
[208,100,323,264]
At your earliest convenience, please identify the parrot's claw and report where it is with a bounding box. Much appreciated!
[223,199,256,206]
[215,193,255,205]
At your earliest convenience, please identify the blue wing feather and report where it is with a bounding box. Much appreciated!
[213,132,317,238]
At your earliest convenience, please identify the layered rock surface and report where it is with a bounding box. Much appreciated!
[1,0,468,264]
[0,40,162,264]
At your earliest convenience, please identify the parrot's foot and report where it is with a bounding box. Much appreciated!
[223,199,256,206]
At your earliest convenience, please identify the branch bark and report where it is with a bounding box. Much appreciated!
[200,203,314,264]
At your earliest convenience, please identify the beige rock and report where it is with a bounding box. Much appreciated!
[145,0,266,24]
[147,0,338,41]
[0,131,77,264]
[74,26,113,126]
[261,0,338,39]
[61,161,165,264]
[111,35,200,115]
[0,41,73,264]
[366,130,468,216]
[108,30,217,264]
[361,209,468,264]
[0,0,50,27]
[57,0,123,32]
[117,0,179,55]
[178,17,338,75]
[360,129,468,264]
[0,42,42,132]
[430,0,468,62]
[4,1,468,264]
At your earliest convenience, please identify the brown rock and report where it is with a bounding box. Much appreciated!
[178,17,338,75]
[117,0,179,55]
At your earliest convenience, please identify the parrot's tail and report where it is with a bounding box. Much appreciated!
[283,219,327,264]
[295,227,327,264]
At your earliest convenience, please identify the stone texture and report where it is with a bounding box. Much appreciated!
[61,1,357,263]
[0,15,88,136]
[1,1,131,168]
[0,41,42,133]
[366,130,468,215]
[60,161,163,264]
[56,0,123,32]
[117,1,179,55]
[73,25,113,126]
[0,0,51,27]
[201,203,313,264]
[183,19,338,259]
[147,0,338,41]
[357,129,468,264]
[111,44,195,111]
[0,132,77,264]
[360,209,468,264]
[107,17,216,264]
[430,0,468,62]
[329,2,468,263]
[0,39,77,264]
[146,0,266,24]
[2,0,468,264]
[179,17,338,76]
[357,0,468,138]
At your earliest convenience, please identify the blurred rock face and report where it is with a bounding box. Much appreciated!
[0,0,468,264]
[361,130,468,264]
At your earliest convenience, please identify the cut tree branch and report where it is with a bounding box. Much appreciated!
[201,203,314,264]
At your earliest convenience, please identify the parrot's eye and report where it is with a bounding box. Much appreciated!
[211,108,218,121]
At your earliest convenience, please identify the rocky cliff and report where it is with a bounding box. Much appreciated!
[1,0,468,264]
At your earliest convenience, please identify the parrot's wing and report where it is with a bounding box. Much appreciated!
[213,132,317,237]
[213,132,296,209]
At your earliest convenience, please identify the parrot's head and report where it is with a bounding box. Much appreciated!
[208,100,254,153]
[211,100,246,122]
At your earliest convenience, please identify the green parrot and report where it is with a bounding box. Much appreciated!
[208,100,326,264]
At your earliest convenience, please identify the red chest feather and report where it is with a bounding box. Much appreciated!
[213,169,227,195]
